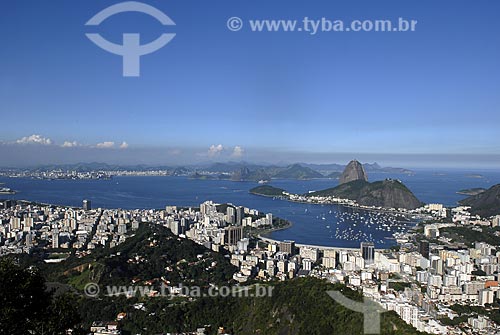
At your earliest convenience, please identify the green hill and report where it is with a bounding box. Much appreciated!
[112,277,426,334]
[231,167,271,182]
[456,188,486,196]
[309,179,422,210]
[35,224,237,288]
[459,184,500,217]
[311,180,369,198]
[273,164,324,179]
[250,185,287,197]
[230,164,324,181]
[3,227,427,334]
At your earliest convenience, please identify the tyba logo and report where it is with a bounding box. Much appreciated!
[85,1,176,77]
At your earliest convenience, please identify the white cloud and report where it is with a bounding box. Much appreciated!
[168,149,181,156]
[96,141,115,149]
[231,146,244,158]
[208,144,224,157]
[61,141,80,148]
[119,141,129,149]
[16,134,52,145]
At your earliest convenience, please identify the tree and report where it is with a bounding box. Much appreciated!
[0,258,82,335]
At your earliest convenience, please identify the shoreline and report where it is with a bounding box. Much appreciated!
[250,191,426,219]
[249,192,422,250]
[256,219,293,237]
[248,216,294,239]
[456,190,485,196]
[6,196,404,251]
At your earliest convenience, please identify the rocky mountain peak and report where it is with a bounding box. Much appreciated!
[339,160,368,185]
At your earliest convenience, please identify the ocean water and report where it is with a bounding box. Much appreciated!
[1,169,499,248]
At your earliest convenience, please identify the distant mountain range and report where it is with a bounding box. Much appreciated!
[249,160,422,210]
[300,162,414,175]
[2,161,415,182]
[209,161,413,181]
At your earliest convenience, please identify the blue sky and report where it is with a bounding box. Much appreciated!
[0,0,499,167]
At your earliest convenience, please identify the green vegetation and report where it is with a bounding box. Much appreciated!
[244,217,292,238]
[459,184,500,217]
[310,179,369,198]
[22,224,237,288]
[456,188,486,196]
[439,315,468,326]
[47,252,71,259]
[449,303,500,325]
[273,163,324,179]
[195,164,327,181]
[231,167,271,182]
[73,277,426,335]
[471,269,487,276]
[2,225,428,334]
[440,226,500,247]
[0,258,83,335]
[308,179,422,210]
[250,185,287,197]
[388,281,412,292]
[189,172,217,180]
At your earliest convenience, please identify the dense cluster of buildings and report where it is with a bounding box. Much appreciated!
[0,170,112,180]
[0,199,275,257]
[1,198,500,334]
[0,199,149,256]
[189,202,500,334]
[0,169,180,180]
